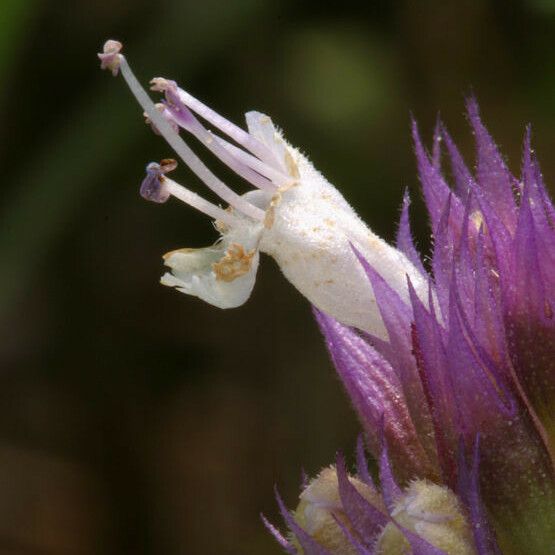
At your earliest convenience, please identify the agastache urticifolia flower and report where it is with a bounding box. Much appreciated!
[99,40,555,554]
[98,40,428,339]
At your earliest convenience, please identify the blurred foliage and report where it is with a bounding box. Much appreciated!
[0,0,36,79]
[0,1,554,553]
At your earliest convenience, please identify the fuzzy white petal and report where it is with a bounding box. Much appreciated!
[258,146,428,339]
[245,111,288,170]
[161,242,260,309]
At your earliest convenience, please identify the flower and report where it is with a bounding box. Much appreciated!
[98,41,555,554]
[97,40,428,338]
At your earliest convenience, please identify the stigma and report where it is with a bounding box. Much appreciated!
[98,40,429,339]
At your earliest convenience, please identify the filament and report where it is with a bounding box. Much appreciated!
[165,103,278,193]
[117,55,264,221]
[164,178,239,227]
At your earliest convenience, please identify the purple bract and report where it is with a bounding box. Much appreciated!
[271,100,555,555]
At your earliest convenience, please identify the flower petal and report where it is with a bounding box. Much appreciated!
[161,242,259,309]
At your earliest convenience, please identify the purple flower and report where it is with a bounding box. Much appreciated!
[98,41,555,555]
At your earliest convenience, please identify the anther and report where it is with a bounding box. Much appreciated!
[140,162,172,203]
[98,40,123,76]
[110,48,264,221]
[139,161,241,227]
[150,77,175,94]
[160,158,178,173]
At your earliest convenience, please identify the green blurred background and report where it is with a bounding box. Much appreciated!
[0,1,554,553]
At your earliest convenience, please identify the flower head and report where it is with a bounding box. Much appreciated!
[275,105,555,554]
[99,41,555,554]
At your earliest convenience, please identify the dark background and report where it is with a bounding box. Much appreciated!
[0,1,554,553]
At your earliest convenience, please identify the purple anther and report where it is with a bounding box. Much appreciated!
[151,79,196,131]
[140,161,173,203]
[98,40,123,76]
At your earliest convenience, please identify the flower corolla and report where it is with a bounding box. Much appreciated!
[98,40,427,339]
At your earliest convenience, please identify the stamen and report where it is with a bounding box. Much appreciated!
[140,161,239,228]
[151,78,282,170]
[154,99,292,188]
[99,41,264,222]
[164,101,278,193]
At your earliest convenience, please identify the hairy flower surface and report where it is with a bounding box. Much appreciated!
[98,40,428,339]
[99,41,555,555]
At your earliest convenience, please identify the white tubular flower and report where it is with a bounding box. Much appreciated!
[99,40,428,339]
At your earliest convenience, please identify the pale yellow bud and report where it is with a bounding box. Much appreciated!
[376,480,476,555]
[293,466,383,555]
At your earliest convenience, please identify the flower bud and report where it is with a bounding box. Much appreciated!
[376,480,476,555]
[293,466,382,555]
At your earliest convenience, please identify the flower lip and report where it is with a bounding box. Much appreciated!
[160,238,261,309]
